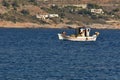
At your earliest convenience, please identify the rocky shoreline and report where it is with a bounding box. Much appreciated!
[0,21,120,29]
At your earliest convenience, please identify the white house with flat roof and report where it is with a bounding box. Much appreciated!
[36,14,59,19]
[91,9,104,14]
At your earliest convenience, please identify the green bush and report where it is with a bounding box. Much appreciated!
[12,1,19,8]
[112,8,119,12]
[21,9,30,15]
[51,5,59,10]
[29,0,35,2]
[2,0,10,8]
[59,13,65,18]
[28,0,38,5]
[78,9,92,15]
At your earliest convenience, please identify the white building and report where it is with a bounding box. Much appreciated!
[36,14,59,19]
[48,14,59,18]
[36,14,48,19]
[91,9,104,14]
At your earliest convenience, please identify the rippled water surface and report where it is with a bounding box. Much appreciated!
[0,28,120,80]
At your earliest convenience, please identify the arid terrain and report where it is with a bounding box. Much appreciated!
[0,0,120,29]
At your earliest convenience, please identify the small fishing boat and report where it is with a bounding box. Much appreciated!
[58,27,99,41]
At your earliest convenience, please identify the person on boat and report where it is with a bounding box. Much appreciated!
[78,28,85,37]
[85,28,90,37]
[62,31,66,37]
[81,30,85,37]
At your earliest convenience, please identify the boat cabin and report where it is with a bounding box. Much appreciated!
[76,27,91,37]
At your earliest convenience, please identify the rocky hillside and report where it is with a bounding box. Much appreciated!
[0,0,119,29]
[44,0,120,4]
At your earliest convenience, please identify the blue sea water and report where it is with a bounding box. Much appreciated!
[0,28,120,80]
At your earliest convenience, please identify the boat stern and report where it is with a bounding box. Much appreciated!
[58,33,64,40]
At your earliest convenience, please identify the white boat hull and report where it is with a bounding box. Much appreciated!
[58,33,97,41]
